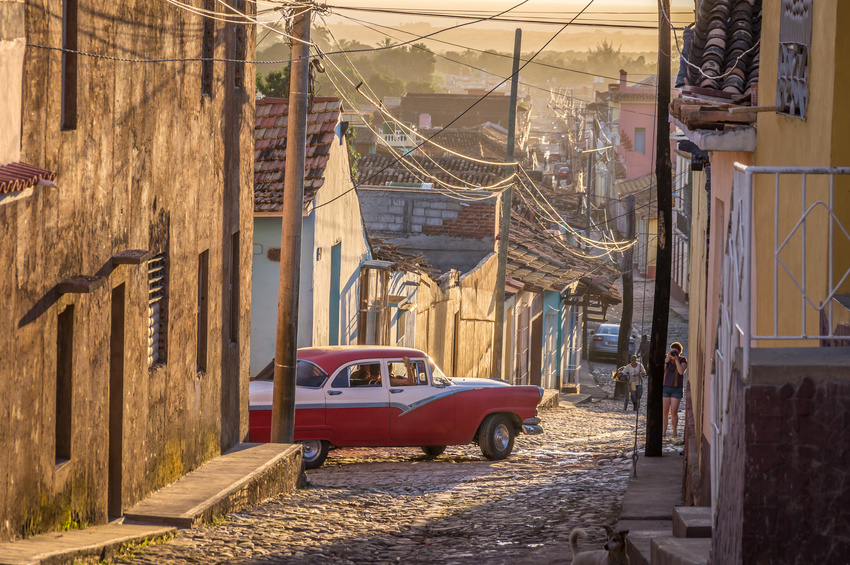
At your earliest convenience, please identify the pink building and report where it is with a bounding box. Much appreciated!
[600,71,659,180]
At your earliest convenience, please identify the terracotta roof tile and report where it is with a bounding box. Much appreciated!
[0,162,57,194]
[685,0,761,97]
[254,97,342,212]
[506,214,620,300]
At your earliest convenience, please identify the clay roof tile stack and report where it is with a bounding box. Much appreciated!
[686,0,761,97]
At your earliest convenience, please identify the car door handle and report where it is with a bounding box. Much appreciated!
[389,388,403,393]
[328,390,342,396]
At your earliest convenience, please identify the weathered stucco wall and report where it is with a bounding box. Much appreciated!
[0,0,255,541]
[414,254,497,379]
[310,128,370,347]
[0,1,24,164]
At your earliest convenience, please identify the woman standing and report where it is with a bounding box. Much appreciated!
[662,342,687,437]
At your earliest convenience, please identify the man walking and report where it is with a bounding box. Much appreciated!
[620,354,646,411]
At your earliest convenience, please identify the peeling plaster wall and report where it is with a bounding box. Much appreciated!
[0,0,255,542]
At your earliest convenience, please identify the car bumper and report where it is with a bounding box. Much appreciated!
[522,417,543,435]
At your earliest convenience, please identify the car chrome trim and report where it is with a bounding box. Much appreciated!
[325,402,389,409]
[523,417,541,425]
[394,387,472,416]
[522,424,543,435]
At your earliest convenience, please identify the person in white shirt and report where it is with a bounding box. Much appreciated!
[620,354,646,411]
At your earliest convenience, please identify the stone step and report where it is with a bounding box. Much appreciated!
[651,536,711,565]
[560,393,592,405]
[538,389,560,410]
[673,506,712,538]
[124,443,302,528]
[0,523,175,565]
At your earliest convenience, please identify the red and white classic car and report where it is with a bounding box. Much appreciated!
[249,346,544,468]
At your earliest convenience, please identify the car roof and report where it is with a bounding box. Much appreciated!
[299,345,428,373]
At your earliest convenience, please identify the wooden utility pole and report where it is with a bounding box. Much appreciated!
[646,0,673,457]
[617,195,636,368]
[271,8,311,443]
[491,28,521,381]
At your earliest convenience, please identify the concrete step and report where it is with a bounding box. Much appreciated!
[0,523,175,565]
[673,506,712,538]
[124,443,302,528]
[560,393,592,405]
[651,536,711,565]
[618,519,673,565]
[576,382,608,399]
[538,389,560,410]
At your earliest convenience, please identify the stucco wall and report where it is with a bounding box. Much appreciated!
[0,1,24,164]
[250,215,315,376]
[414,254,498,379]
[310,129,370,347]
[619,100,657,179]
[0,0,254,541]
[753,0,850,339]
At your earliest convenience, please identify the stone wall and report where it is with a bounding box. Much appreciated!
[712,348,850,564]
[358,187,496,274]
[0,0,255,541]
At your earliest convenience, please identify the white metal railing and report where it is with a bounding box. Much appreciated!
[712,163,850,521]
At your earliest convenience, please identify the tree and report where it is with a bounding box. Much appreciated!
[257,67,291,98]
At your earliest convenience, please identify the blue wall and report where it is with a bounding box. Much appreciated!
[250,215,315,377]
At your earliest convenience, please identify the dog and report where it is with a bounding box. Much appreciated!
[569,526,630,565]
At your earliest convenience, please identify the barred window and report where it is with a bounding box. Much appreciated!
[148,252,168,367]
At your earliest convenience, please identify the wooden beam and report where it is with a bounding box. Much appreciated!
[112,249,153,265]
[57,275,106,294]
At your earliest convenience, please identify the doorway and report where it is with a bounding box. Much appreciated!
[108,284,125,517]
[329,242,341,345]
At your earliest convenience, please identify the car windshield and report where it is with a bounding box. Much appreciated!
[296,360,329,388]
[597,326,618,335]
[429,360,452,386]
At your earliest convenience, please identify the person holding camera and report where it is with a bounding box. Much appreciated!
[663,341,687,437]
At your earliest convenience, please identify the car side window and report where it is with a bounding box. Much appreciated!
[388,359,429,386]
[333,363,382,388]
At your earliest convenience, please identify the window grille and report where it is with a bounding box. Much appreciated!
[148,252,167,367]
[776,0,812,119]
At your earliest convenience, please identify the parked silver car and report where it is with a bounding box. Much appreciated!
[589,324,636,361]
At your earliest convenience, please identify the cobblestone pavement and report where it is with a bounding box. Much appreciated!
[121,400,681,565]
[123,282,687,565]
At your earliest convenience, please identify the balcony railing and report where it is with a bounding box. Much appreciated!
[712,163,850,517]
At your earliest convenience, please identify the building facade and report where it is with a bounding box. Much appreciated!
[0,0,254,541]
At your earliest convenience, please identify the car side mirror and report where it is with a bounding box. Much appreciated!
[433,381,445,389]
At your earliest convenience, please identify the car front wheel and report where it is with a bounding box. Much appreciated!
[421,445,447,458]
[299,439,330,469]
[479,414,515,460]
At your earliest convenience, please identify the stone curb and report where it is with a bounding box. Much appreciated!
[0,524,176,565]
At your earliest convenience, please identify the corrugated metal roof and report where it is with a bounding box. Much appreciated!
[0,162,57,194]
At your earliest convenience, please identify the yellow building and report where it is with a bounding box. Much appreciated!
[671,0,850,562]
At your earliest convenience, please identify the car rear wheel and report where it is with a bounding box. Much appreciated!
[421,445,447,458]
[479,414,515,460]
[299,439,330,469]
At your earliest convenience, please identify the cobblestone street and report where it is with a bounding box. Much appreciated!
[123,399,681,565]
[121,279,688,565]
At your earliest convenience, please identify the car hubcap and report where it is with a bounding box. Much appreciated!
[300,440,320,461]
[493,424,510,451]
